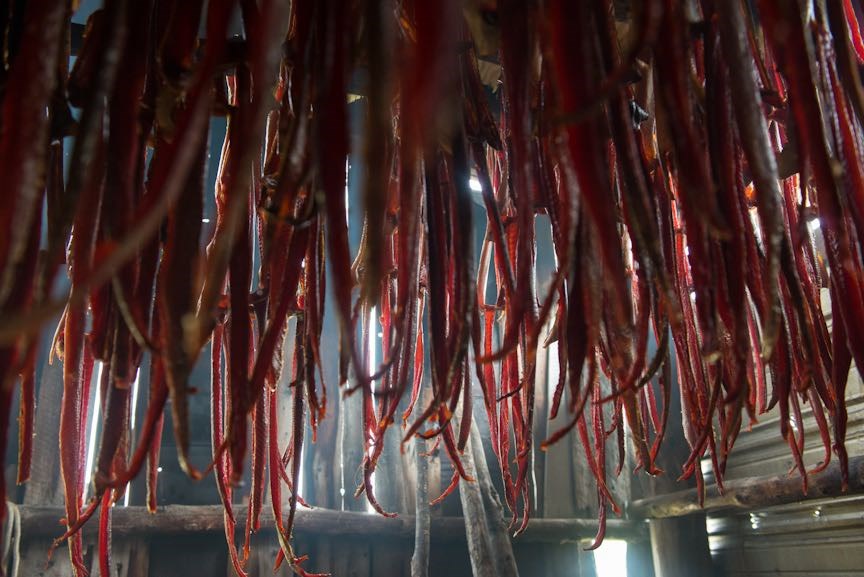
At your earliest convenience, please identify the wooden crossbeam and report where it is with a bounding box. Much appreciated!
[629,454,864,519]
[18,505,647,543]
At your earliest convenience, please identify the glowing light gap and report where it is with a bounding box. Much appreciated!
[82,362,103,503]
[124,369,142,506]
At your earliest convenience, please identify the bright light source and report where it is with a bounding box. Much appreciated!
[749,512,761,529]
[367,306,378,378]
[807,218,821,233]
[157,467,163,473]
[345,158,351,223]
[469,177,482,192]
[366,306,378,514]
[129,370,141,431]
[202,218,211,224]
[123,369,143,506]
[83,362,104,502]
[593,539,628,577]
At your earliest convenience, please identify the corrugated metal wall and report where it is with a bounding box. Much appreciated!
[708,298,864,576]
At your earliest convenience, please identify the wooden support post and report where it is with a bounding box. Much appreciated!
[648,517,713,577]
[311,307,345,574]
[542,341,595,520]
[332,538,371,577]
[626,537,656,577]
[632,350,713,577]
[411,435,430,577]
[18,355,75,577]
[460,440,500,576]
[644,482,713,574]
[22,359,64,506]
[377,415,406,512]
[458,418,520,577]
[372,537,410,577]
[309,308,341,511]
[340,376,366,512]
[644,496,713,576]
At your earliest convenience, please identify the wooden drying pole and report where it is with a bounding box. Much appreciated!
[18,505,646,542]
[630,454,864,519]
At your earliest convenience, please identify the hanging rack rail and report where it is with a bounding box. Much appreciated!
[630,455,864,519]
[15,505,648,543]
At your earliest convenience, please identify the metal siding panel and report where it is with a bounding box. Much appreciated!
[707,295,864,575]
